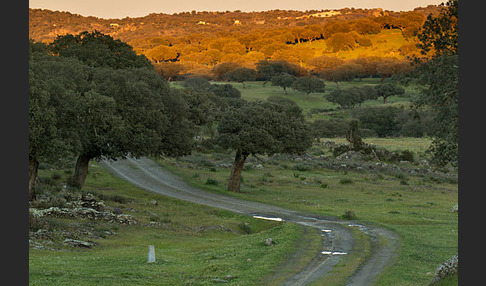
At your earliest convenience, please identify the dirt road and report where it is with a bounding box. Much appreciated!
[100,156,399,285]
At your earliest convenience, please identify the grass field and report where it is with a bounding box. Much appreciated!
[31,76,457,285]
[154,137,458,285]
[171,77,417,123]
[30,164,316,285]
[29,136,458,285]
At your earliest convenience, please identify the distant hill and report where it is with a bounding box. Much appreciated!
[29,6,442,74]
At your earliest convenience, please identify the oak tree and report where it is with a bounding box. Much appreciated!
[217,101,312,192]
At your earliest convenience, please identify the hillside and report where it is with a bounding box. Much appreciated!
[29,6,441,70]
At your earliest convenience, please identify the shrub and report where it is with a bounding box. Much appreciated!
[310,119,350,138]
[294,162,311,172]
[343,210,357,219]
[339,178,354,184]
[205,178,219,186]
[238,222,252,234]
[351,106,400,137]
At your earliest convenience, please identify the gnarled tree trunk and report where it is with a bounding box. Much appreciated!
[29,156,39,201]
[227,150,248,193]
[68,154,93,189]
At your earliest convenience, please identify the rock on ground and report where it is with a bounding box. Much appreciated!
[430,254,458,285]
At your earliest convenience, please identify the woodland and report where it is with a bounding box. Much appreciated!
[30,5,441,80]
[29,2,458,285]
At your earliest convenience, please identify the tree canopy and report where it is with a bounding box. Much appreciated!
[217,101,312,192]
[49,30,153,70]
[291,77,326,98]
[271,72,297,94]
[222,67,257,88]
[413,0,458,166]
[29,34,196,193]
[374,82,405,104]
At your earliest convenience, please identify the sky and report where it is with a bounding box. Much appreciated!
[29,0,446,19]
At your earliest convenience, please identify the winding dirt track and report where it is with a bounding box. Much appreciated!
[100,156,400,285]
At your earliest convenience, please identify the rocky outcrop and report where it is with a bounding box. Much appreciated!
[430,254,458,285]
[29,193,137,225]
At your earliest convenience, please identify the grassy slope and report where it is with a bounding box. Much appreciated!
[156,136,458,285]
[172,77,416,123]
[297,29,409,61]
[29,164,313,285]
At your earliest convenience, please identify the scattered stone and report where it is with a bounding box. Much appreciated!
[116,214,138,225]
[264,238,274,246]
[62,238,96,248]
[336,151,365,161]
[450,204,458,213]
[150,199,158,206]
[194,225,235,233]
[430,254,458,285]
[216,163,232,168]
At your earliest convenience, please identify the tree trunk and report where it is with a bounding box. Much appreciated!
[29,156,39,201]
[283,87,287,95]
[241,81,246,89]
[383,96,387,104]
[68,154,92,189]
[227,150,248,193]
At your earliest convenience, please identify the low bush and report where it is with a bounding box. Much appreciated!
[205,178,220,186]
[294,162,312,172]
[339,178,354,184]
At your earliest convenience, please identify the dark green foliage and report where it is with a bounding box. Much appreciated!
[413,55,458,166]
[182,77,212,92]
[205,178,220,186]
[266,96,299,109]
[217,100,312,192]
[49,31,153,70]
[324,88,361,110]
[255,59,300,81]
[210,83,242,99]
[291,77,325,98]
[271,72,297,94]
[339,178,354,184]
[412,0,458,166]
[374,83,405,104]
[343,210,357,219]
[351,106,401,137]
[217,101,312,156]
[417,0,458,57]
[310,119,350,138]
[30,33,196,190]
[238,222,252,234]
[222,67,257,88]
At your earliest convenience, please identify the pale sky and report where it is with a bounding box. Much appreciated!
[29,0,446,19]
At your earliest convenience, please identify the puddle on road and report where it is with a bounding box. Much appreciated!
[252,215,284,222]
[321,251,348,255]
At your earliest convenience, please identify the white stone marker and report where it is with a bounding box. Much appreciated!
[147,245,156,263]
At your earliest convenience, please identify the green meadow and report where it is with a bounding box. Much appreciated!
[30,80,457,285]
